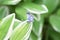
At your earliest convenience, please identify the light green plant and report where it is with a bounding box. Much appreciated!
[0,0,60,40]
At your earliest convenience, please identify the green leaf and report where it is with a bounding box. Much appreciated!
[15,2,48,21]
[42,0,59,13]
[13,19,22,29]
[33,15,44,37]
[50,15,60,32]
[22,3,48,14]
[0,0,21,5]
[15,7,27,21]
[10,21,32,40]
[29,31,38,40]
[0,14,15,40]
[0,6,9,20]
[29,31,42,40]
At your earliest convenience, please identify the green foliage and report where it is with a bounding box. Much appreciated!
[0,14,15,40]
[0,0,60,40]
[50,15,60,32]
[0,6,9,20]
[43,0,59,13]
[0,0,21,5]
[10,21,32,40]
